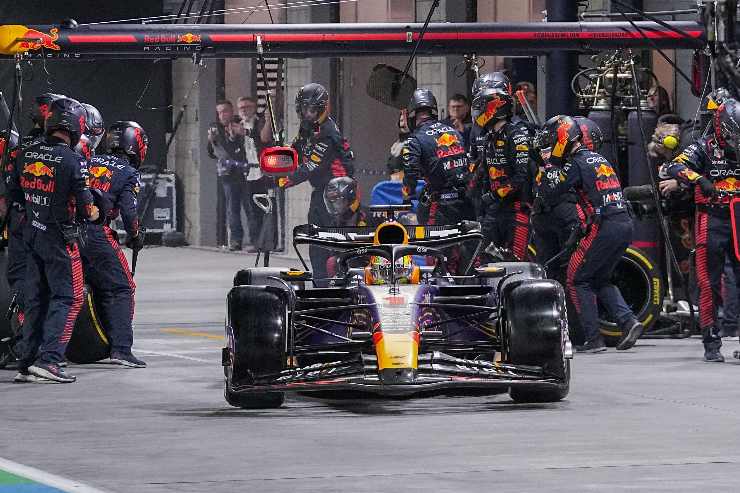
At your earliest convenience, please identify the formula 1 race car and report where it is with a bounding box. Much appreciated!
[223,209,572,408]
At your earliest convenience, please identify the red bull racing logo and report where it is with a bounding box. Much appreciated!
[595,163,621,191]
[21,162,55,193]
[595,163,616,178]
[0,26,62,54]
[436,133,458,147]
[178,33,202,44]
[435,132,464,158]
[489,167,507,180]
[714,177,739,192]
[89,165,113,192]
[23,161,54,178]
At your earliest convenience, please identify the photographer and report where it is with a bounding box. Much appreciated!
[207,100,251,251]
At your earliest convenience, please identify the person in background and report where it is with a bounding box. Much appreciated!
[514,81,537,119]
[647,85,672,117]
[207,100,250,251]
[441,94,471,147]
[236,96,273,253]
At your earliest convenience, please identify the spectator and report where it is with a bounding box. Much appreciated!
[441,94,471,147]
[207,99,251,251]
[514,81,537,118]
[236,96,273,252]
[647,85,672,116]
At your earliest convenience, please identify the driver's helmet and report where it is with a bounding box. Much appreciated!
[365,255,418,285]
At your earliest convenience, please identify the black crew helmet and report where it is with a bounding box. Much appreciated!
[407,88,438,131]
[714,98,740,152]
[295,83,329,125]
[30,92,65,127]
[471,86,513,128]
[539,115,583,166]
[107,121,149,167]
[573,116,604,152]
[44,97,87,147]
[323,176,359,217]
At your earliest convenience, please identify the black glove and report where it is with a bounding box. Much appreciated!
[696,176,715,197]
[480,192,495,207]
[125,233,145,252]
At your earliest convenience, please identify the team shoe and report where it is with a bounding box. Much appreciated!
[616,321,645,351]
[576,339,607,354]
[13,369,54,384]
[27,362,77,383]
[109,351,147,368]
[703,341,725,363]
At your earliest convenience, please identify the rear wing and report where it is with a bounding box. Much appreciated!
[292,221,485,273]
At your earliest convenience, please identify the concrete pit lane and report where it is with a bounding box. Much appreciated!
[1,246,739,492]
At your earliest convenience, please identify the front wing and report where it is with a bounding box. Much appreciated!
[230,352,565,397]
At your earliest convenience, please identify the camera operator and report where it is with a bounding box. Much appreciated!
[207,100,251,252]
[663,98,740,362]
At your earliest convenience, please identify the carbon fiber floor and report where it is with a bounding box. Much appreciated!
[2,247,739,492]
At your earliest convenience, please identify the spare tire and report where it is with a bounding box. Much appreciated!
[598,246,663,346]
[65,286,111,364]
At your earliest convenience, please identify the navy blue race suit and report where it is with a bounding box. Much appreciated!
[663,136,740,343]
[8,136,96,367]
[4,127,46,313]
[282,117,355,281]
[81,154,140,355]
[472,121,533,261]
[402,119,472,274]
[401,120,470,226]
[540,147,637,345]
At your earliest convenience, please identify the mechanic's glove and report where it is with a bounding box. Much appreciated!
[125,233,145,252]
[696,176,715,197]
[480,192,495,207]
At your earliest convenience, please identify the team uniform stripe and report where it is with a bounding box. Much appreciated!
[104,226,136,322]
[59,244,85,344]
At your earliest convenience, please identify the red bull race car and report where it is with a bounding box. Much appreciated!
[222,209,572,408]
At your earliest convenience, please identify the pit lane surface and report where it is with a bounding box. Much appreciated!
[1,246,739,492]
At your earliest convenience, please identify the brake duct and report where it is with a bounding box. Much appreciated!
[0,21,704,59]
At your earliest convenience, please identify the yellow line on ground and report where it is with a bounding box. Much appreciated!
[160,327,225,340]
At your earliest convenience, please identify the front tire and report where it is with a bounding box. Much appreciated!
[224,285,287,409]
[504,278,571,403]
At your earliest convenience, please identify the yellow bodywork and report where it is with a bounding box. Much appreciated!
[374,332,418,370]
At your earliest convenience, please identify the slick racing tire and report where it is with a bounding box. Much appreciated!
[65,285,111,364]
[224,285,286,409]
[598,247,663,347]
[504,279,570,403]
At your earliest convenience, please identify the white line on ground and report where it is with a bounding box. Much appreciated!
[0,456,108,493]
[135,349,212,363]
